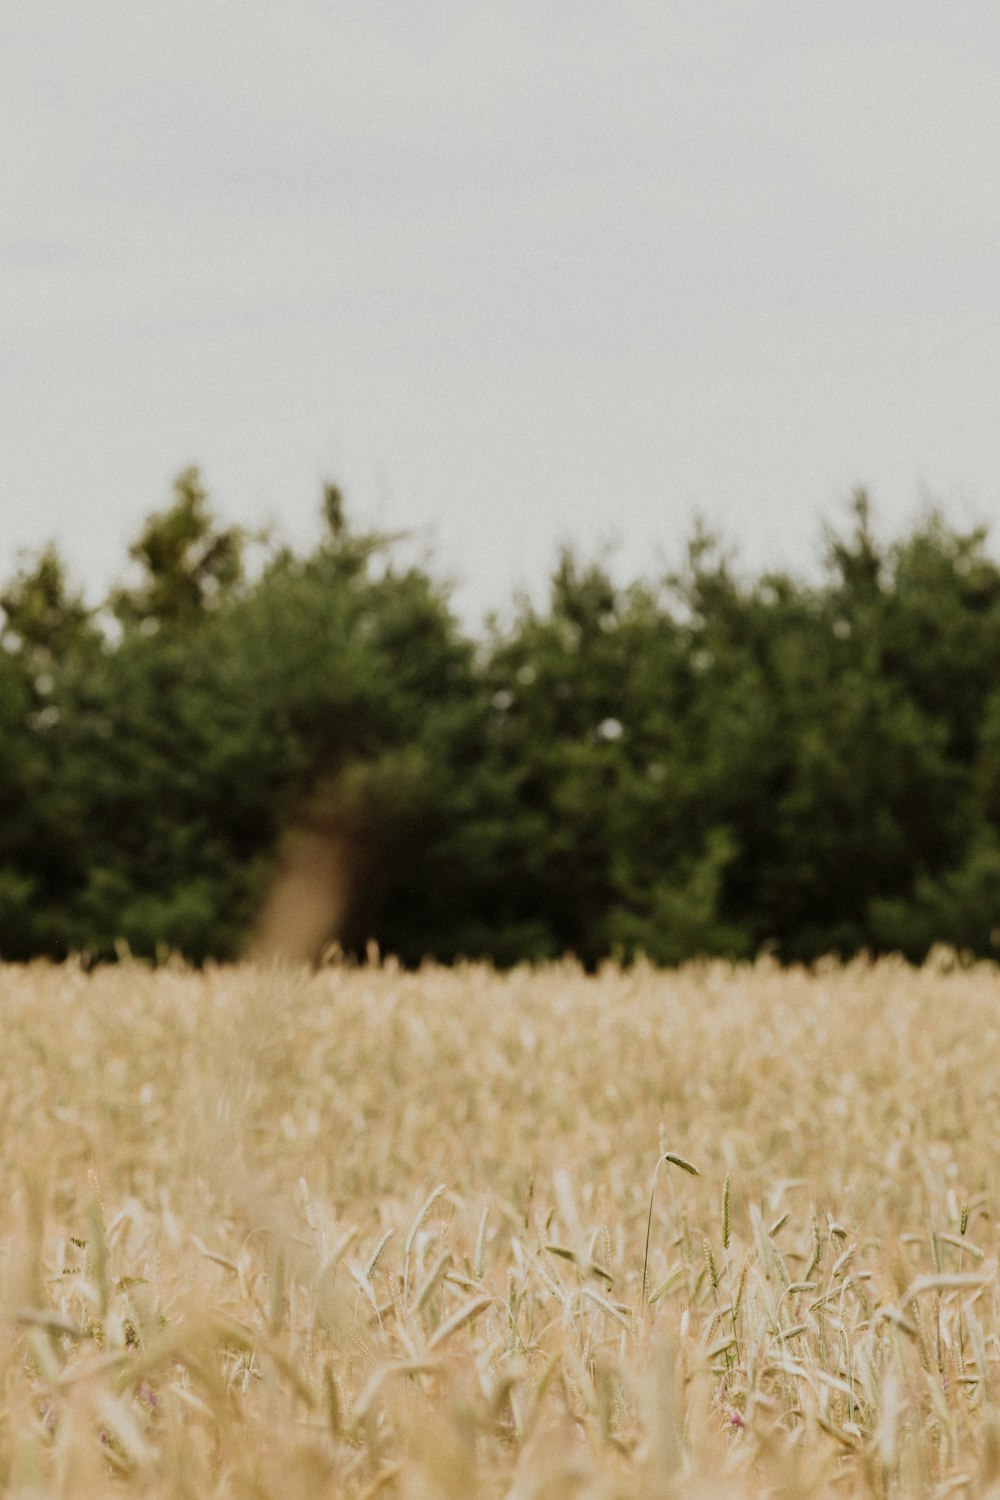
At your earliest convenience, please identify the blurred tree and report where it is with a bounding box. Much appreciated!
[0,544,94,662]
[0,544,101,957]
[110,467,246,630]
[0,646,36,958]
[825,488,884,606]
[37,477,474,962]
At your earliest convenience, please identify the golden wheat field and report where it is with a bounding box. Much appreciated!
[3,955,1000,1497]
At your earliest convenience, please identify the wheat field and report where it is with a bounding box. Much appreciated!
[2,954,1000,1497]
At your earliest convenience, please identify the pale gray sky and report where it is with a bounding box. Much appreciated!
[3,2,999,626]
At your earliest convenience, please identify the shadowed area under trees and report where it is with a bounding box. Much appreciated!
[3,475,1000,967]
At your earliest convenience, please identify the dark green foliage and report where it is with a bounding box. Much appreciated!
[5,473,1000,966]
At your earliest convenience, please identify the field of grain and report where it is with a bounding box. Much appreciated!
[2,955,1000,1497]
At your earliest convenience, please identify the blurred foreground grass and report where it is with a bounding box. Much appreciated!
[2,955,1000,1496]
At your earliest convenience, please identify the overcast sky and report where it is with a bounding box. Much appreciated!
[4,2,999,626]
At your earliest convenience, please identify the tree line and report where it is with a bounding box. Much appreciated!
[3,470,1000,967]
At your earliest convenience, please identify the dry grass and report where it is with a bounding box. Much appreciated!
[2,952,1000,1496]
